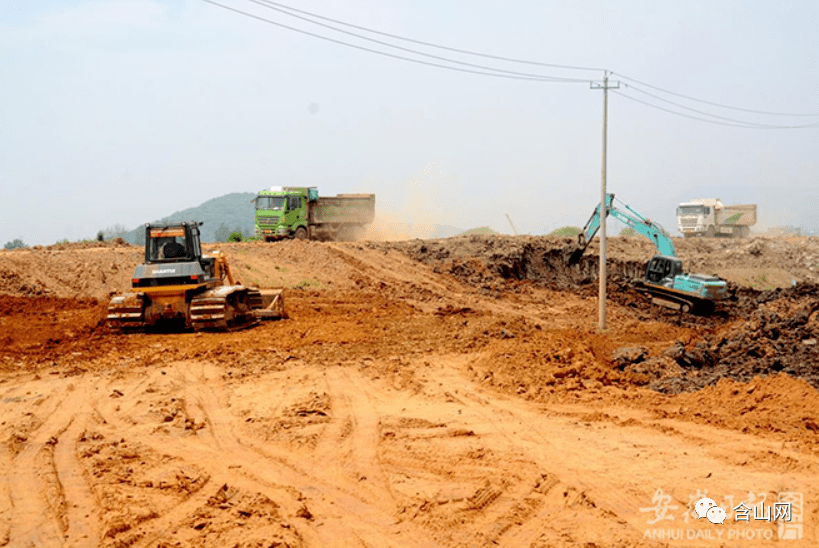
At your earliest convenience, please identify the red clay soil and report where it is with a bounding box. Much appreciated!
[0,235,818,547]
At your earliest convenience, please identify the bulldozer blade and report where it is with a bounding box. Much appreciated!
[253,289,287,320]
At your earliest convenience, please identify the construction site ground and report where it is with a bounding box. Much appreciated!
[1,234,818,547]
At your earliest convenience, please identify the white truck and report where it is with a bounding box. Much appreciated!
[676,198,757,238]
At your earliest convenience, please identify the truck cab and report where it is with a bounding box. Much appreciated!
[677,198,755,238]
[676,199,718,237]
[253,186,375,242]
[254,186,314,241]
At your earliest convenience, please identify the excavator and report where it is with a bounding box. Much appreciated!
[107,221,285,331]
[569,194,727,313]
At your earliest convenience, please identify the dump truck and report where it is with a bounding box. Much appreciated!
[676,198,757,238]
[107,221,286,331]
[254,186,375,242]
[571,194,728,313]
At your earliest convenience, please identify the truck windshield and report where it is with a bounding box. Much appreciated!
[256,196,286,211]
[677,206,707,215]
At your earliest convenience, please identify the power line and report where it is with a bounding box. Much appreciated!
[613,72,819,117]
[253,1,819,120]
[244,0,593,82]
[201,0,819,127]
[252,0,604,73]
[623,84,815,127]
[201,0,590,83]
[613,91,819,129]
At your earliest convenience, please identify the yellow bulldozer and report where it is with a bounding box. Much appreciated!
[107,221,285,331]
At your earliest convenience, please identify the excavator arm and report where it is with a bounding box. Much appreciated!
[569,193,675,264]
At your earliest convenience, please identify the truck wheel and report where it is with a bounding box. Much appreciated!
[705,226,716,238]
[294,227,308,240]
[680,302,692,314]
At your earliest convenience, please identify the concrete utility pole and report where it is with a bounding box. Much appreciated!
[504,213,518,235]
[591,72,619,331]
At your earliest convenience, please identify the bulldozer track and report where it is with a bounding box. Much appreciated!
[190,286,260,332]
[106,292,146,330]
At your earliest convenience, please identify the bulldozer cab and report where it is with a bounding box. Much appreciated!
[645,255,683,287]
[144,223,202,263]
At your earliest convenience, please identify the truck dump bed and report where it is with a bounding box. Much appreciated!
[311,194,375,225]
[716,204,757,227]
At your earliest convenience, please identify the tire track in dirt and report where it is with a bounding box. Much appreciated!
[0,450,11,546]
[6,384,87,548]
[449,382,667,540]
[123,481,215,548]
[173,361,435,548]
[54,409,100,548]
[354,361,612,547]
[319,367,397,510]
[431,360,819,546]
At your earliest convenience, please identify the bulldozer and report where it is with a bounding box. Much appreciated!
[107,221,285,331]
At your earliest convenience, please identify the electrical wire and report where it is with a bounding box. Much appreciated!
[244,0,592,82]
[623,84,816,126]
[613,72,819,117]
[613,91,819,129]
[257,1,819,120]
[200,0,819,128]
[252,0,604,72]
[201,0,590,83]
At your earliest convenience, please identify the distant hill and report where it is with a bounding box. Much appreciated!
[460,226,498,235]
[547,226,581,237]
[125,192,256,243]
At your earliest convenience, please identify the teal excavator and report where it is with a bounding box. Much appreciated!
[569,194,727,313]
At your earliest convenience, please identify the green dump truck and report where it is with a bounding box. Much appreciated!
[253,186,375,242]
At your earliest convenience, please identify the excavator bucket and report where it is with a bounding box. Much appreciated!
[567,248,585,266]
[252,289,288,320]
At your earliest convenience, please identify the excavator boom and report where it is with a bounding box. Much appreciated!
[567,193,726,314]
[570,193,675,263]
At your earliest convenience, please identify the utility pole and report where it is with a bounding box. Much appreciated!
[590,72,619,331]
[504,213,518,235]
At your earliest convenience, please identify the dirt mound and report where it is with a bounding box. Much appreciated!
[2,234,819,546]
[0,297,107,366]
[657,374,819,452]
[646,285,819,392]
[0,247,142,299]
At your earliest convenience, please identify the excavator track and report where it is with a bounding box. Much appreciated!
[635,282,716,315]
[107,293,146,330]
[190,285,260,332]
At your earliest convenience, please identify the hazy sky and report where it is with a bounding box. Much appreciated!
[2,0,817,244]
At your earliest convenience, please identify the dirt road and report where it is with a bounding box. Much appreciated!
[0,235,817,547]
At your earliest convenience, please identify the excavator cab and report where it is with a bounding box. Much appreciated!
[645,256,683,287]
